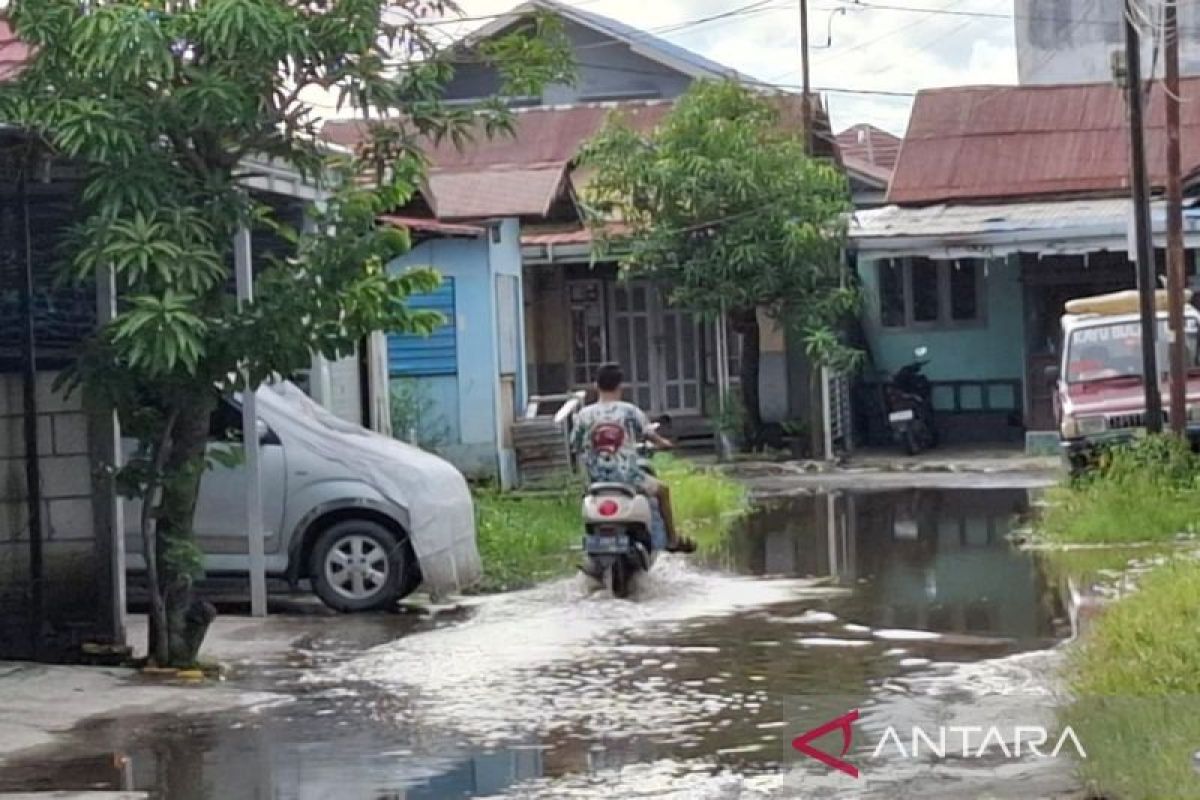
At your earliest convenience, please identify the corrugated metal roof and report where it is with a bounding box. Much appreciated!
[323,100,673,169]
[325,94,835,221]
[853,197,1131,240]
[836,123,901,172]
[0,20,31,82]
[379,215,485,236]
[426,163,567,220]
[521,221,628,246]
[852,196,1200,257]
[889,79,1200,205]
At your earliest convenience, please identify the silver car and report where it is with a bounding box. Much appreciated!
[125,382,481,611]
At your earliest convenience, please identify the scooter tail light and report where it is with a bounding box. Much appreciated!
[597,499,620,517]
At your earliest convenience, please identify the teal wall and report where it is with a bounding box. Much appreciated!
[857,255,1025,411]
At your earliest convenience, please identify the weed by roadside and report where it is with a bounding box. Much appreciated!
[472,455,747,592]
[1063,560,1200,800]
[1038,435,1200,545]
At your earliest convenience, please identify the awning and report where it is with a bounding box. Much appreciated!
[850,197,1200,259]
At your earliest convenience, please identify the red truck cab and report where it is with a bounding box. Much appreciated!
[1053,290,1200,471]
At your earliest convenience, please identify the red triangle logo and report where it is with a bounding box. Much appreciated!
[791,709,861,779]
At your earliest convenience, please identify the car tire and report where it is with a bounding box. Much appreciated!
[309,519,419,612]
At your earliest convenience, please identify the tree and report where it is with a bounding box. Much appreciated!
[581,80,856,445]
[1,0,571,666]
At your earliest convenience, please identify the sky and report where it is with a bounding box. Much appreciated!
[434,0,1022,136]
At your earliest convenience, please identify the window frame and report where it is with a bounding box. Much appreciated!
[877,257,987,331]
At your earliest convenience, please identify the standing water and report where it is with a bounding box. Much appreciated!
[0,488,1074,798]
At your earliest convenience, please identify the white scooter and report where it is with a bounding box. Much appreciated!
[579,423,668,598]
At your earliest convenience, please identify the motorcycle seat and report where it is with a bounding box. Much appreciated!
[587,482,640,497]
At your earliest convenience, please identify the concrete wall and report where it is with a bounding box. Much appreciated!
[442,18,693,105]
[0,371,108,656]
[1015,0,1200,84]
[389,220,525,482]
[857,254,1025,409]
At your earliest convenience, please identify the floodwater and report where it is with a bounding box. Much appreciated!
[0,488,1078,799]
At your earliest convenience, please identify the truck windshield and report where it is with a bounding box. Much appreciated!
[1067,318,1200,383]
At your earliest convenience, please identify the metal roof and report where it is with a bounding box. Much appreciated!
[379,215,485,237]
[426,164,567,220]
[324,94,836,221]
[0,20,31,82]
[889,79,1200,205]
[836,123,901,172]
[850,197,1200,258]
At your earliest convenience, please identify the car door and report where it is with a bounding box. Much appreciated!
[124,399,288,566]
[192,399,288,560]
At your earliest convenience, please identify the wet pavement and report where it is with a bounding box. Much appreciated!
[0,488,1079,799]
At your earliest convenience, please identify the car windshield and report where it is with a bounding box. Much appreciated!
[1067,317,1200,383]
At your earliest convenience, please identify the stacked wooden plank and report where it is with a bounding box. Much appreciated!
[513,417,574,487]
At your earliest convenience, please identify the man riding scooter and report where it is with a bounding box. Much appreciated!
[570,363,697,554]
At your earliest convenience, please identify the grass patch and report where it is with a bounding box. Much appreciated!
[1039,435,1200,545]
[1064,560,1200,799]
[472,455,747,592]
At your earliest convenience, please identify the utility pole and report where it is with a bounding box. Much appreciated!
[799,0,811,153]
[1123,0,1163,433]
[1165,0,1187,436]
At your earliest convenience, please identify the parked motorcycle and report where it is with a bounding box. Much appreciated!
[885,346,937,455]
[579,421,669,598]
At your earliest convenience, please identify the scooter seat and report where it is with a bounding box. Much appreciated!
[587,482,640,497]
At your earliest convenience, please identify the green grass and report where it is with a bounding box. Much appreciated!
[1064,560,1200,799]
[1039,435,1200,545]
[471,455,747,592]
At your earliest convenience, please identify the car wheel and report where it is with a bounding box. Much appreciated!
[309,519,416,612]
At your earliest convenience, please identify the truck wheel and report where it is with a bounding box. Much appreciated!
[310,519,419,612]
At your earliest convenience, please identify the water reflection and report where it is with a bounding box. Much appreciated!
[724,489,1058,644]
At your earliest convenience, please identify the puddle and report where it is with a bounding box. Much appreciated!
[0,488,1074,798]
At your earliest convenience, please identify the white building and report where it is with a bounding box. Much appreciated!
[1016,0,1200,85]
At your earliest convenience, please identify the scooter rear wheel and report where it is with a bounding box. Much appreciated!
[904,427,921,456]
[605,559,632,599]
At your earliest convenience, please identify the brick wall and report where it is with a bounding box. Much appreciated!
[0,370,106,657]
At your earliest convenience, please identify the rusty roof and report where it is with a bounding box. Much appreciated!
[836,123,901,172]
[324,94,837,220]
[889,79,1200,205]
[426,164,568,220]
[0,20,31,82]
[379,215,485,237]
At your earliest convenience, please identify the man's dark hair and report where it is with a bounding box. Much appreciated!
[595,363,623,392]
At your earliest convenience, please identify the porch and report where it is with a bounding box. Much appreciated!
[522,258,748,436]
[851,198,1200,450]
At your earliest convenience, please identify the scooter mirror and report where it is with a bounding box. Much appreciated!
[914,346,929,359]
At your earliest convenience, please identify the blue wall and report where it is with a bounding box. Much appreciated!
[857,255,1025,412]
[388,219,524,480]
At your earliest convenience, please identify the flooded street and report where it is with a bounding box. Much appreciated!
[0,488,1078,798]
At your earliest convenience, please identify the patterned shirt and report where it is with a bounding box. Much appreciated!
[571,399,651,487]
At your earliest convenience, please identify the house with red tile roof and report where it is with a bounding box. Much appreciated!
[849,79,1200,451]
[325,1,853,476]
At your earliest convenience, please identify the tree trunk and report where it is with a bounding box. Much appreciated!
[150,392,217,667]
[732,308,762,450]
[141,410,178,667]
